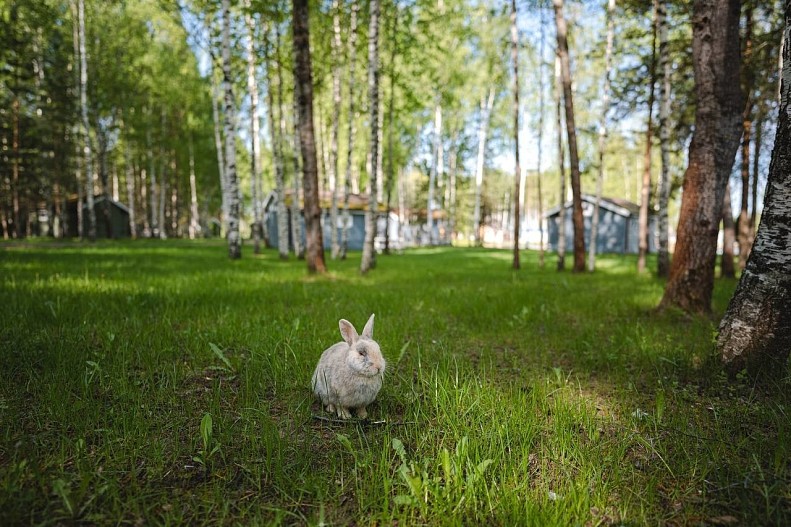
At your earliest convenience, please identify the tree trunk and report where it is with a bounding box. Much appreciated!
[447,134,457,242]
[589,0,616,272]
[123,128,137,239]
[555,56,567,271]
[98,126,114,239]
[292,0,326,273]
[656,0,671,278]
[290,98,305,260]
[384,5,398,254]
[210,71,227,231]
[340,0,359,260]
[158,109,167,239]
[146,110,158,238]
[360,0,380,274]
[511,0,522,270]
[659,0,743,314]
[553,0,585,272]
[738,6,754,271]
[718,3,791,377]
[188,134,200,239]
[427,103,442,246]
[221,0,241,259]
[721,182,736,278]
[328,0,343,258]
[638,0,658,273]
[472,88,495,246]
[77,0,96,241]
[750,109,762,243]
[245,2,263,254]
[265,25,289,259]
[536,7,546,267]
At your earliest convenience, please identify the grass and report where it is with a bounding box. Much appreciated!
[1,239,789,525]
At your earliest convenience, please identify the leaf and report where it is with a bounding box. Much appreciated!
[52,478,73,515]
[392,437,407,463]
[209,343,233,371]
[393,494,416,506]
[200,413,213,451]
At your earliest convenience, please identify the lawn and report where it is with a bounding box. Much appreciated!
[1,240,789,525]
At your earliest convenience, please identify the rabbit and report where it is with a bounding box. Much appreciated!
[311,314,386,419]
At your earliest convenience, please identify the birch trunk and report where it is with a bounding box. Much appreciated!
[721,182,736,278]
[76,0,96,241]
[210,72,227,230]
[188,134,200,239]
[638,0,658,273]
[329,0,343,258]
[123,130,137,238]
[656,0,671,278]
[146,110,157,238]
[222,0,241,259]
[537,10,546,268]
[360,0,380,274]
[291,98,305,260]
[659,0,743,314]
[472,88,494,246]
[340,0,359,259]
[555,56,567,271]
[292,0,326,273]
[589,0,615,272]
[265,26,289,259]
[553,0,585,272]
[718,2,791,376]
[750,110,762,242]
[158,109,167,240]
[384,6,398,254]
[510,0,521,270]
[427,103,442,245]
[738,6,754,271]
[245,3,263,253]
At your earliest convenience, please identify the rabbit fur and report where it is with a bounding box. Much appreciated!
[312,314,386,419]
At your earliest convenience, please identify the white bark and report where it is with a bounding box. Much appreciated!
[123,131,137,238]
[472,88,495,246]
[427,103,442,245]
[266,25,289,259]
[158,108,167,240]
[588,0,615,272]
[340,0,359,259]
[188,134,200,239]
[210,71,227,230]
[330,0,343,258]
[222,0,241,258]
[76,0,96,241]
[291,97,304,260]
[360,0,380,273]
[245,3,263,252]
[555,55,567,270]
[656,0,671,277]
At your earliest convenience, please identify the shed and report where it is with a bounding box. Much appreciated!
[262,190,390,252]
[66,195,131,239]
[544,195,655,254]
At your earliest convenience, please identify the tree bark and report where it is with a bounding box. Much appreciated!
[554,56,567,271]
[188,133,200,239]
[340,0,359,260]
[553,0,585,272]
[290,97,305,260]
[123,125,137,239]
[76,0,96,241]
[222,0,241,259]
[427,103,442,246]
[384,5,398,254]
[329,0,343,258]
[638,0,658,273]
[659,0,743,314]
[472,88,495,246]
[721,181,736,278]
[718,2,791,377]
[511,0,521,270]
[265,25,289,259]
[738,6,754,271]
[589,0,616,272]
[656,0,671,278]
[360,0,380,274]
[245,2,263,253]
[158,109,167,240]
[750,109,762,243]
[292,0,326,273]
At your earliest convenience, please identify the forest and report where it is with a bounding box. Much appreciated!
[2,0,791,524]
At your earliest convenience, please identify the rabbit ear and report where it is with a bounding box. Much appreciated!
[361,314,375,339]
[339,319,358,345]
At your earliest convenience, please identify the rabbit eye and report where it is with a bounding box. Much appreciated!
[359,348,368,357]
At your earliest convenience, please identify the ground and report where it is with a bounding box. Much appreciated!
[1,240,789,525]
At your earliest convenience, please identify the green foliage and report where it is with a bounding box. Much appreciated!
[1,241,789,524]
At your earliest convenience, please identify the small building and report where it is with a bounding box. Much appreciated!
[262,190,394,252]
[544,195,655,255]
[66,195,131,239]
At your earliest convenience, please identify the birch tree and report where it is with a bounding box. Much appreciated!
[553,0,585,273]
[510,0,521,270]
[329,0,343,259]
[656,0,671,278]
[265,25,289,259]
[588,0,616,273]
[659,0,743,314]
[360,0,380,274]
[637,0,658,273]
[340,0,359,260]
[427,103,442,245]
[188,132,200,239]
[76,0,96,241]
[554,55,567,271]
[472,88,494,246]
[718,1,791,376]
[738,5,755,270]
[293,0,326,273]
[244,1,263,253]
[221,0,241,259]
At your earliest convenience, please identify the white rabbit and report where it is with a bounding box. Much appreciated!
[311,314,386,419]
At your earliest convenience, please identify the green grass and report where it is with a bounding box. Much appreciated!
[1,240,789,525]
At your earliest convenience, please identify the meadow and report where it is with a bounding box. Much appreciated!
[1,240,789,525]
